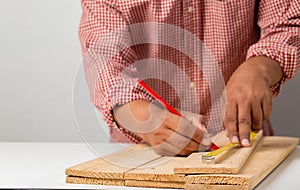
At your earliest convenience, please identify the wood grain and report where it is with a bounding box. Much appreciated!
[174,131,263,174]
[185,136,299,189]
[185,183,248,190]
[125,180,185,188]
[65,144,161,179]
[124,156,186,182]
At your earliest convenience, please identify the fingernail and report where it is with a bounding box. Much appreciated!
[241,139,250,146]
[231,136,239,143]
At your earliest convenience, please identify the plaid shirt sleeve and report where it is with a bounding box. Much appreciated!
[246,0,300,96]
[78,0,153,143]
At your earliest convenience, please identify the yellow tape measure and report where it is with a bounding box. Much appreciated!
[202,131,257,163]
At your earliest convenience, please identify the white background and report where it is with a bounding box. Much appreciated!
[0,0,299,142]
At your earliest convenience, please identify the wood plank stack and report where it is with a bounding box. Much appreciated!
[66,135,298,190]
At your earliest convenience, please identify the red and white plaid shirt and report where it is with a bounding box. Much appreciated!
[79,0,300,143]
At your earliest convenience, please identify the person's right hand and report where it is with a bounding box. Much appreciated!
[113,100,211,156]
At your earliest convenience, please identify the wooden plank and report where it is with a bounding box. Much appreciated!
[66,176,124,186]
[124,156,186,182]
[185,183,248,190]
[185,136,299,190]
[174,131,263,174]
[65,144,161,179]
[66,136,298,190]
[247,136,298,189]
[125,180,185,188]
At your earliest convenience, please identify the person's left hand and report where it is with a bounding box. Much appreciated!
[225,56,282,146]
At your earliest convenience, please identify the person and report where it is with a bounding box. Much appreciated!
[78,0,300,156]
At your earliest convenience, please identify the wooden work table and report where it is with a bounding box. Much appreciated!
[0,142,299,189]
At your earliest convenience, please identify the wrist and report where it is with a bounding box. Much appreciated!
[245,56,283,86]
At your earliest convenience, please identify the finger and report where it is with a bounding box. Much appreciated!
[151,127,183,156]
[166,130,200,152]
[153,132,193,156]
[180,112,208,144]
[166,113,203,144]
[152,141,180,156]
[251,102,263,131]
[163,116,205,153]
[152,126,194,155]
[225,102,238,143]
[262,93,272,120]
[237,103,251,147]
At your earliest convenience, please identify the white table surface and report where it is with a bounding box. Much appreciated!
[0,142,299,190]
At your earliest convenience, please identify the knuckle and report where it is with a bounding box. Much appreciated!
[226,95,235,104]
[226,117,237,125]
[238,118,251,126]
[254,90,264,99]
[152,130,162,137]
[235,91,248,101]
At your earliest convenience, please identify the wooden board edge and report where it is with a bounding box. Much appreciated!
[65,168,125,180]
[66,175,125,186]
[124,173,185,182]
[174,166,237,175]
[125,179,185,189]
[184,183,249,190]
[185,174,251,186]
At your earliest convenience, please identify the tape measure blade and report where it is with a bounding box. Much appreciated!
[203,131,258,157]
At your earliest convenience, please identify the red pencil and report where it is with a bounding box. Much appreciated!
[138,80,181,116]
[138,79,219,151]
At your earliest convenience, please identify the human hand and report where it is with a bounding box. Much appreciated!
[113,100,211,156]
[225,56,282,146]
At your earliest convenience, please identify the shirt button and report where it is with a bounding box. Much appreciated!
[189,82,195,89]
[188,6,194,13]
